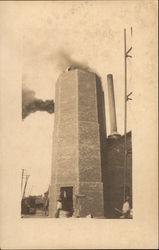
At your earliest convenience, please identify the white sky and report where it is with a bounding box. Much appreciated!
[2,1,153,196]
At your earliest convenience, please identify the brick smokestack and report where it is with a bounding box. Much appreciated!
[49,69,104,218]
[107,74,120,138]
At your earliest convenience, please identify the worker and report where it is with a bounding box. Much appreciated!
[44,197,49,216]
[65,65,73,72]
[55,198,62,218]
[86,214,93,218]
[120,195,131,219]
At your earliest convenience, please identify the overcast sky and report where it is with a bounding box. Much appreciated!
[1,1,155,196]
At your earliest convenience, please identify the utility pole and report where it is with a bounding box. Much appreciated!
[22,174,30,199]
[21,169,24,191]
[21,169,27,196]
[123,28,133,202]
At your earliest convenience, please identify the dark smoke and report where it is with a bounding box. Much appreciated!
[22,86,54,120]
[48,49,95,73]
[22,50,97,119]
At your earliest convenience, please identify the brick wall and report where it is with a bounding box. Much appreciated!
[103,131,132,218]
[49,71,79,217]
[49,69,132,218]
[77,70,104,217]
[49,70,105,217]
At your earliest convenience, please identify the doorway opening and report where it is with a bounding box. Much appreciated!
[60,186,73,216]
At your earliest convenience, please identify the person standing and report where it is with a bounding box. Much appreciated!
[120,196,131,219]
[44,198,49,216]
[55,198,62,218]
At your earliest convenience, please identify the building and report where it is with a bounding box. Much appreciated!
[49,68,132,218]
[104,131,132,218]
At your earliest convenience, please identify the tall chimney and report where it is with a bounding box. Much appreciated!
[107,74,120,139]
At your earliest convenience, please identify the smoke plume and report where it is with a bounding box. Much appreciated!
[48,49,95,73]
[22,86,54,120]
[22,50,97,119]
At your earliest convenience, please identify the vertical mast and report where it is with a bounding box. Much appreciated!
[21,168,26,197]
[123,28,133,202]
[21,169,24,193]
[123,29,127,202]
[22,174,30,199]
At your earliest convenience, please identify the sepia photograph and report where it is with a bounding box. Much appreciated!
[21,10,133,220]
[0,0,158,249]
